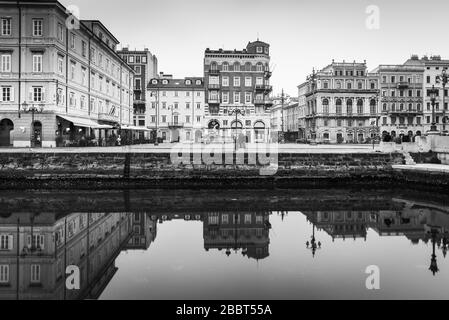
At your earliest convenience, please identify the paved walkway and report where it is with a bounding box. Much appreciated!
[0,143,380,154]
[393,164,449,173]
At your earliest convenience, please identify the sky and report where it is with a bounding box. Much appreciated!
[61,0,449,96]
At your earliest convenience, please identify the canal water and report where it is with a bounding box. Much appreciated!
[0,188,448,300]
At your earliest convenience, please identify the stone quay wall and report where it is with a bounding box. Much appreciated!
[0,151,443,189]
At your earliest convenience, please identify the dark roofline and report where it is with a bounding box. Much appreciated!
[81,20,120,44]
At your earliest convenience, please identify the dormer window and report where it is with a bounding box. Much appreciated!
[185,80,192,85]
[162,79,168,85]
[151,79,158,84]
[195,80,202,85]
[256,46,263,53]
[264,47,268,54]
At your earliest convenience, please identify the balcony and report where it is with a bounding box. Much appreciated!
[254,99,272,105]
[387,109,423,115]
[168,122,184,128]
[265,71,272,78]
[208,97,220,104]
[209,69,220,75]
[208,84,220,90]
[255,84,272,92]
[397,82,410,89]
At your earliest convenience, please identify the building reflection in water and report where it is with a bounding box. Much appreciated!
[1,195,449,299]
[303,198,449,275]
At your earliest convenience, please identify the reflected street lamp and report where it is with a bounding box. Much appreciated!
[305,223,322,258]
[429,229,439,276]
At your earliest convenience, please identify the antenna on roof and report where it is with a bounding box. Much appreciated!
[257,32,259,41]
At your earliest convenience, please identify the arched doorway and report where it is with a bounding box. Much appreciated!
[195,129,203,143]
[32,121,42,148]
[0,119,14,147]
[253,121,265,143]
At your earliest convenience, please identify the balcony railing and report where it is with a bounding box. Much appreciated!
[397,82,410,89]
[208,84,220,90]
[384,109,423,114]
[255,85,272,92]
[168,122,184,128]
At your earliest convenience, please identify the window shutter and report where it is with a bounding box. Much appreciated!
[9,87,14,102]
[27,235,31,248]
[42,88,46,102]
[8,235,13,250]
[29,88,33,102]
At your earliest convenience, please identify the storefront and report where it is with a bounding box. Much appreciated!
[56,115,113,147]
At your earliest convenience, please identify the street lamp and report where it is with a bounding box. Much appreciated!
[370,91,380,149]
[429,229,439,276]
[436,69,449,134]
[150,90,159,146]
[228,108,246,151]
[21,101,44,147]
[429,85,439,134]
[305,223,322,258]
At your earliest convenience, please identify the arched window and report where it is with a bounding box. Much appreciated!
[234,62,240,72]
[370,99,377,114]
[346,99,353,114]
[391,103,396,111]
[383,103,387,111]
[399,103,404,111]
[347,82,352,90]
[336,99,342,114]
[358,82,363,90]
[210,62,218,71]
[357,99,363,114]
[417,103,421,111]
[256,63,263,72]
[370,82,376,89]
[322,99,329,114]
[222,63,229,71]
[408,103,413,111]
[245,62,252,71]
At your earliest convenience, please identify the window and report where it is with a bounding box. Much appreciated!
[186,115,190,123]
[1,54,11,72]
[70,61,76,80]
[1,86,12,102]
[233,92,240,104]
[256,63,263,72]
[197,116,201,123]
[0,265,9,283]
[222,63,228,71]
[32,87,43,102]
[196,103,201,109]
[222,76,229,87]
[31,264,41,283]
[245,92,252,103]
[256,46,263,53]
[32,19,43,37]
[32,54,43,73]
[81,67,86,86]
[128,56,134,63]
[82,41,87,57]
[233,77,240,87]
[135,66,141,75]
[244,214,252,224]
[234,63,240,72]
[222,92,229,103]
[70,33,75,49]
[1,18,11,36]
[135,78,141,90]
[57,56,64,74]
[244,77,252,87]
[69,92,75,107]
[0,234,12,250]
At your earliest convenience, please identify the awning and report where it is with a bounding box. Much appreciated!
[57,115,113,129]
[121,125,151,131]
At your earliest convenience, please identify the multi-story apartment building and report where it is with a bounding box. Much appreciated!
[147,75,205,142]
[125,213,157,250]
[117,47,158,139]
[0,0,134,147]
[0,212,133,299]
[374,57,425,140]
[203,40,273,143]
[284,100,299,142]
[298,61,379,143]
[297,83,308,140]
[419,55,449,134]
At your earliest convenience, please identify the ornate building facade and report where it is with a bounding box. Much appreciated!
[375,57,425,140]
[0,0,135,147]
[203,40,273,143]
[298,61,379,144]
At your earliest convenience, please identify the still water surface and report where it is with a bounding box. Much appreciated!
[0,188,448,300]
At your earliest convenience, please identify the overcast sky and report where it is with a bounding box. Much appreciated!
[61,0,449,96]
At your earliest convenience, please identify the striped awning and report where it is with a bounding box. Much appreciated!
[57,115,112,129]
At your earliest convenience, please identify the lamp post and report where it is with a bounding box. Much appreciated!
[307,69,317,144]
[305,222,322,258]
[429,229,439,276]
[150,90,159,146]
[428,85,439,134]
[436,70,448,134]
[228,108,246,152]
[370,91,380,150]
[21,101,44,147]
